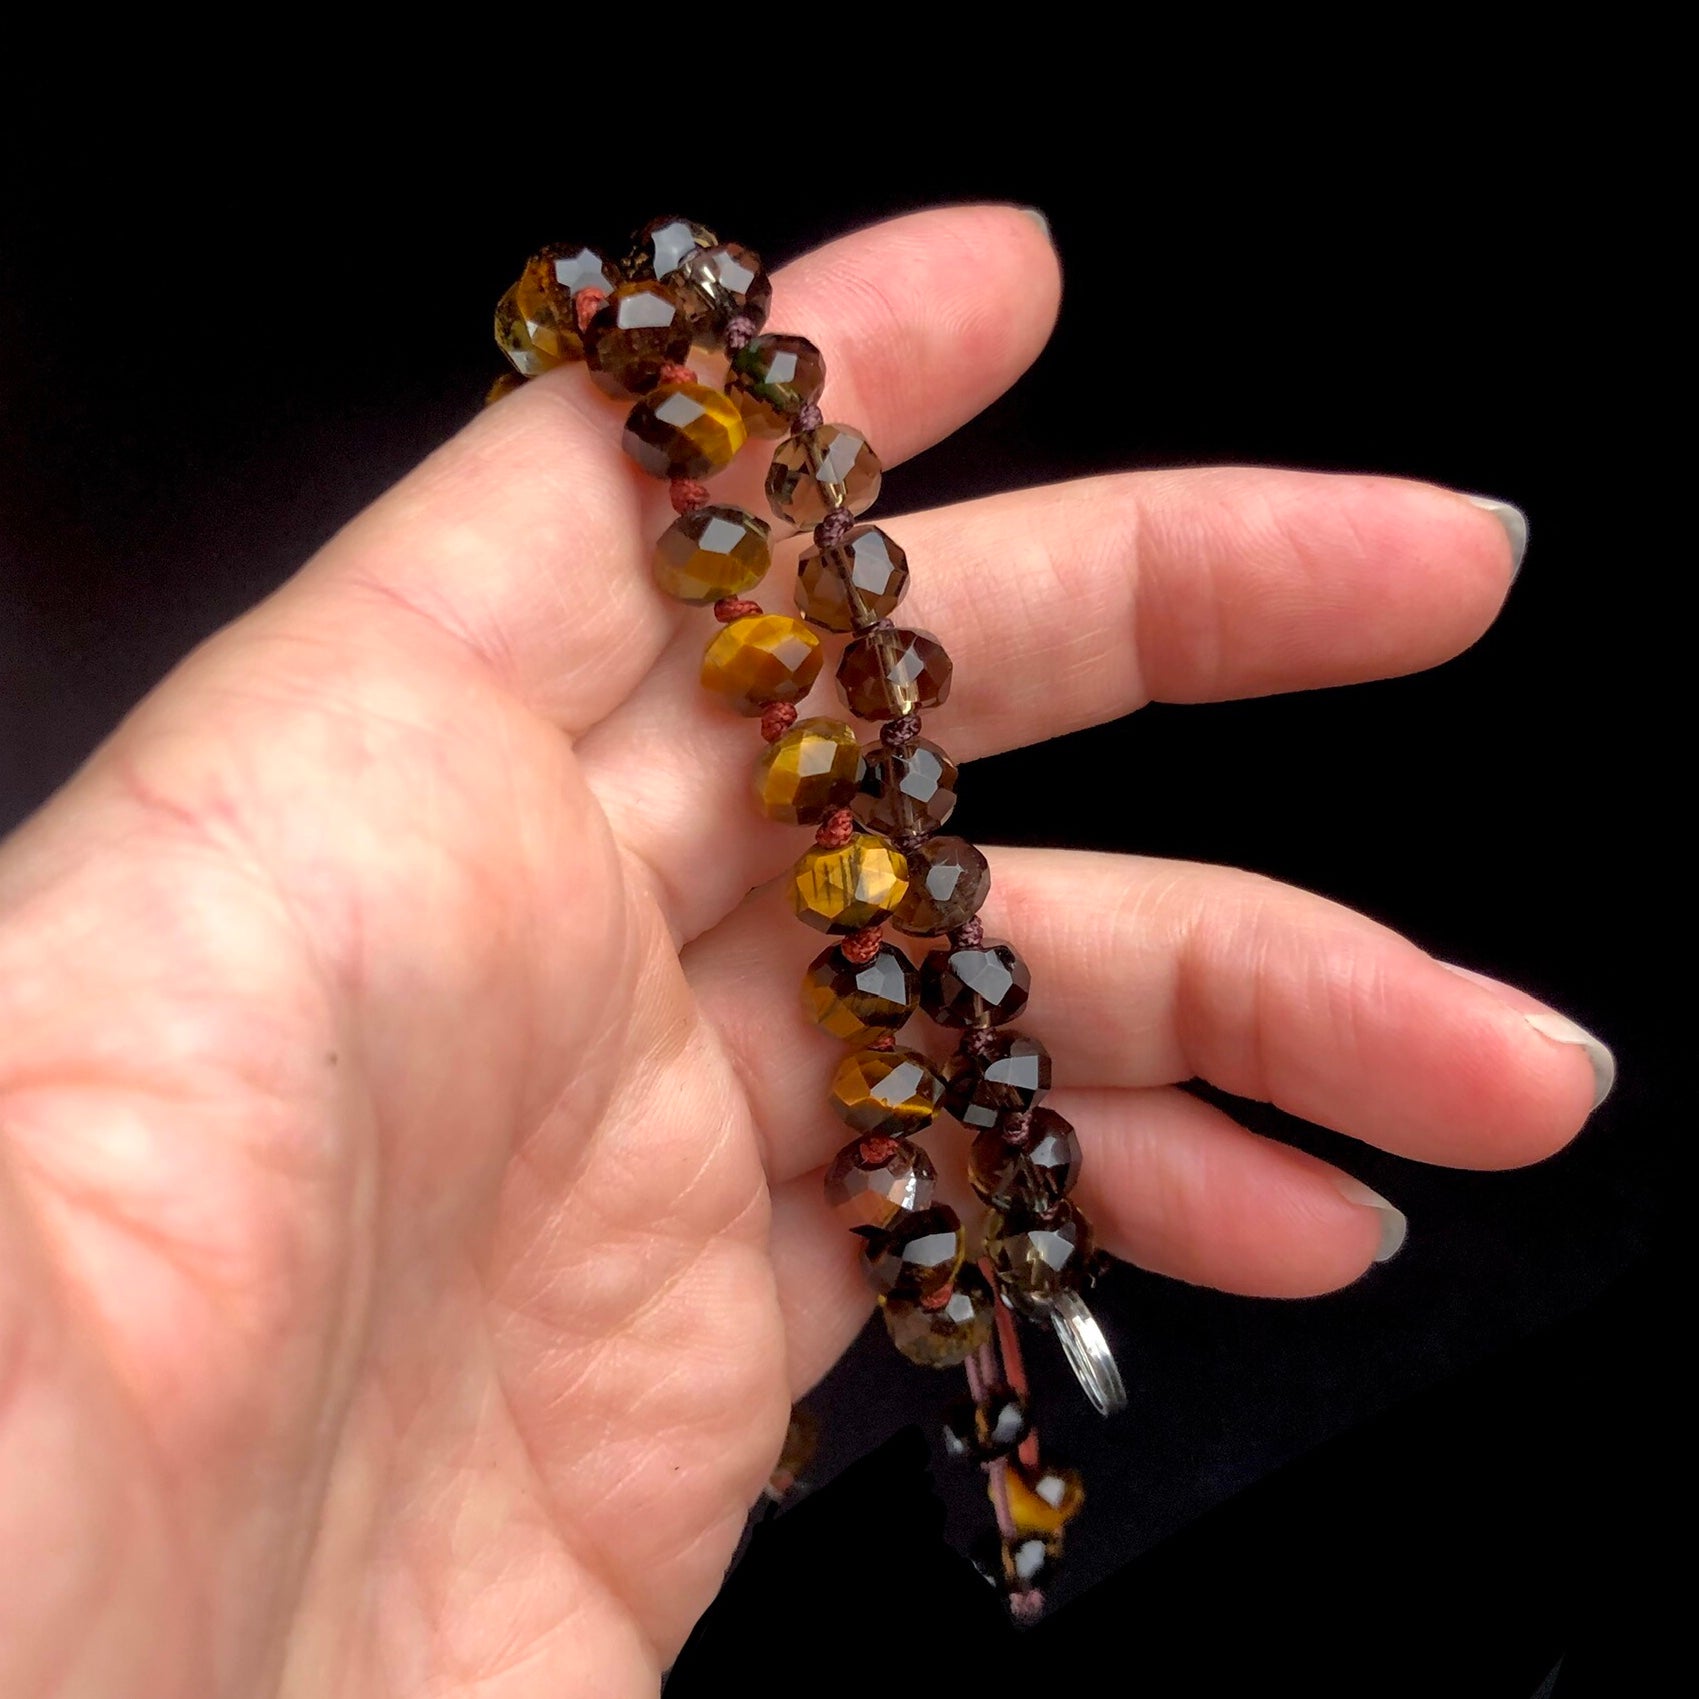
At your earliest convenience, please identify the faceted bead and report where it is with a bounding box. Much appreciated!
[975,1532,1062,1592]
[624,215,718,282]
[984,1202,1094,1317]
[862,1203,964,1298]
[942,1387,1031,1463]
[836,628,953,721]
[1004,1462,1085,1535]
[853,738,959,838]
[790,836,910,935]
[824,1134,935,1235]
[494,281,562,377]
[802,942,918,1044]
[672,242,772,346]
[968,1107,1082,1210]
[891,836,990,937]
[623,384,748,480]
[727,333,827,437]
[484,370,528,407]
[921,940,1031,1028]
[883,1262,995,1368]
[701,614,821,715]
[794,524,908,632]
[829,1045,943,1135]
[585,282,693,397]
[765,424,882,527]
[770,1404,818,1494]
[652,505,771,604]
[944,1032,1052,1131]
[754,717,863,825]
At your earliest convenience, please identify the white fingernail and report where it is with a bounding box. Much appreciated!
[1464,494,1530,579]
[1019,206,1053,244]
[1523,1012,1617,1110]
[1335,1177,1408,1263]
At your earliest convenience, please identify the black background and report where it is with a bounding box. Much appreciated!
[0,126,1672,1698]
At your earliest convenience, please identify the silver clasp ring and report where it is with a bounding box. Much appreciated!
[1049,1290,1127,1417]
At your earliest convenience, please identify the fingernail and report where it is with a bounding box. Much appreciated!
[1335,1177,1408,1263]
[1523,1012,1617,1111]
[1464,494,1529,578]
[1018,206,1053,245]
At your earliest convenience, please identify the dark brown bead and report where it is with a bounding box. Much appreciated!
[891,836,990,937]
[862,1203,964,1299]
[984,1201,1094,1317]
[585,282,694,397]
[802,942,919,1044]
[535,242,620,320]
[836,627,953,721]
[765,424,882,527]
[794,524,909,632]
[652,504,770,604]
[624,215,717,282]
[623,384,748,481]
[944,1032,1052,1129]
[853,738,959,838]
[829,1046,943,1135]
[882,1262,995,1367]
[672,242,772,346]
[824,1135,935,1235]
[942,1387,1031,1463]
[727,333,827,437]
[921,939,1031,1028]
[968,1107,1082,1210]
[754,717,864,824]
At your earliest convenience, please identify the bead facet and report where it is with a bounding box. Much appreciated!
[984,1202,1094,1316]
[836,627,953,720]
[727,333,827,437]
[623,384,749,480]
[802,942,919,1044]
[533,243,619,324]
[824,1135,936,1235]
[854,738,959,838]
[968,1108,1082,1210]
[921,940,1032,1028]
[829,1045,943,1135]
[1004,1463,1086,1535]
[862,1203,964,1298]
[795,524,909,631]
[624,215,718,282]
[790,837,910,934]
[765,424,882,527]
[701,614,821,714]
[754,717,864,824]
[672,242,772,345]
[652,505,771,604]
[882,1262,996,1367]
[891,836,990,937]
[944,1032,1053,1130]
[586,282,693,397]
[494,281,562,377]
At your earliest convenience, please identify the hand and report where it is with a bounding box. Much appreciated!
[0,206,1607,1697]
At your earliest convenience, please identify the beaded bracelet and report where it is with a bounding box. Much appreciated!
[490,216,1125,1618]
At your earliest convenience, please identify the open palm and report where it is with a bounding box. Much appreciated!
[0,208,1604,1697]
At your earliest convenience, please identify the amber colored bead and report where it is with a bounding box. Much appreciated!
[968,1107,1081,1210]
[862,1203,964,1298]
[921,939,1031,1028]
[624,215,718,282]
[1004,1462,1085,1535]
[766,424,882,527]
[790,836,910,935]
[673,242,772,346]
[728,333,827,437]
[824,1135,935,1235]
[770,1405,818,1492]
[854,738,959,839]
[829,1045,943,1135]
[585,282,692,397]
[653,505,771,604]
[944,1032,1052,1131]
[882,1262,995,1367]
[836,627,953,721]
[891,836,990,937]
[485,370,528,407]
[984,1201,1094,1317]
[795,524,909,632]
[803,942,918,1043]
[942,1387,1031,1463]
[494,281,562,377]
[701,614,821,715]
[624,384,748,481]
[754,717,863,824]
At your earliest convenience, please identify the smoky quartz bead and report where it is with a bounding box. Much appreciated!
[853,738,959,839]
[824,1135,936,1235]
[623,215,717,282]
[984,1201,1094,1317]
[862,1203,964,1299]
[836,627,952,721]
[802,942,918,1044]
[944,1032,1052,1129]
[672,242,772,346]
[727,333,827,437]
[765,424,882,527]
[794,525,908,631]
[891,836,990,937]
[585,282,693,397]
[920,939,1031,1028]
[967,1107,1082,1210]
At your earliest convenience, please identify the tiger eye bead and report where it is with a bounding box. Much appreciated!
[802,943,918,1043]
[484,370,528,407]
[728,333,827,437]
[652,505,771,604]
[968,1108,1082,1210]
[921,939,1031,1028]
[701,615,821,715]
[944,1033,1052,1130]
[623,384,748,480]
[624,215,718,282]
[754,717,864,824]
[836,628,953,721]
[494,281,562,377]
[766,424,882,527]
[942,1387,1032,1463]
[829,1046,943,1135]
[824,1134,935,1234]
[984,1201,1094,1317]
[790,836,910,934]
[672,242,772,346]
[882,1262,995,1368]
[854,738,959,838]
[585,282,693,397]
[891,837,990,937]
[795,525,909,632]
[1004,1462,1086,1535]
[862,1203,964,1298]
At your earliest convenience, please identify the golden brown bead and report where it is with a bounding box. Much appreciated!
[790,836,910,934]
[829,1046,943,1135]
[802,942,919,1043]
[623,384,748,481]
[494,281,562,377]
[701,614,821,715]
[765,424,882,527]
[652,505,771,604]
[882,1263,996,1367]
[753,718,864,824]
[1003,1463,1085,1536]
[484,370,528,407]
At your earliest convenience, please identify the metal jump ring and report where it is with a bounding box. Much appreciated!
[1049,1290,1127,1417]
